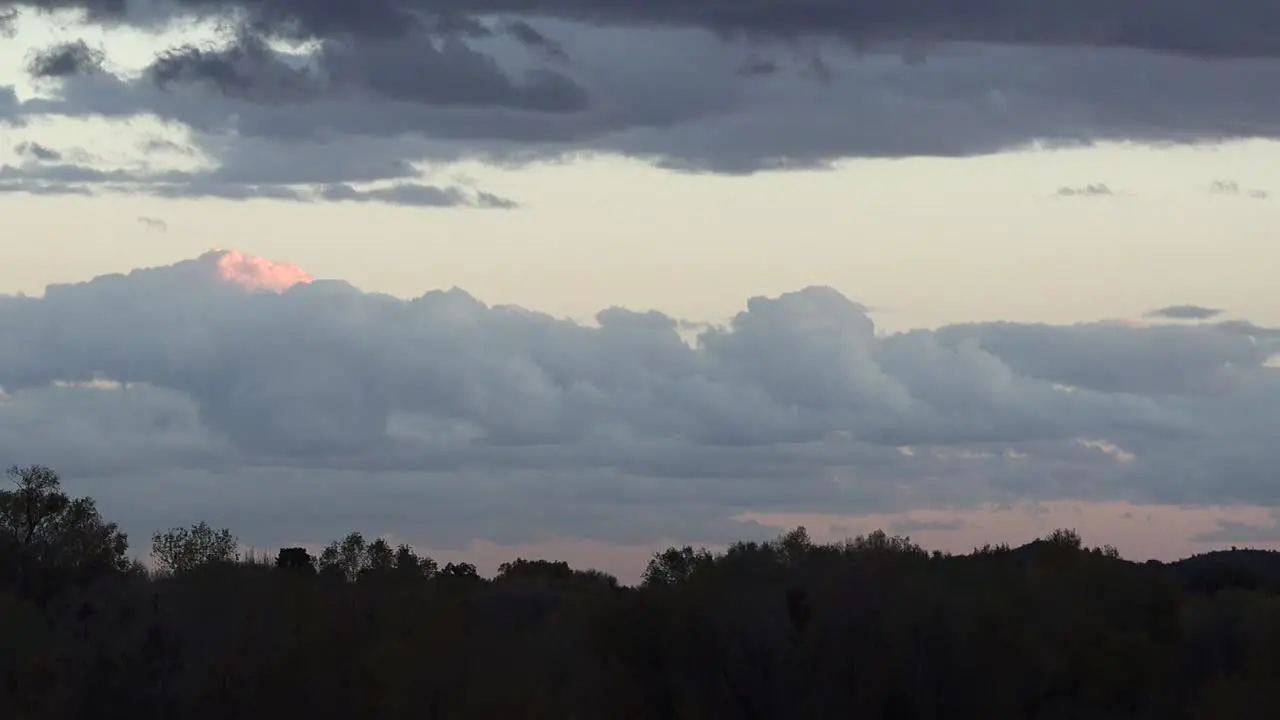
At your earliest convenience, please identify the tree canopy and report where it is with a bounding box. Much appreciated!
[151,522,240,575]
[4,463,1280,720]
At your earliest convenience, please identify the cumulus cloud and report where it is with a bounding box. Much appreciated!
[2,251,1279,549]
[1146,305,1224,321]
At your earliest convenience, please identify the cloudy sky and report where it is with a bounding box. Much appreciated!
[2,0,1279,579]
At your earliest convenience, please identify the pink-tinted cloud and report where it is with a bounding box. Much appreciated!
[204,249,313,293]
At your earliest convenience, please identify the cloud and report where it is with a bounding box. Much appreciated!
[0,5,1279,190]
[502,19,570,63]
[2,251,1280,549]
[0,161,517,207]
[318,181,518,208]
[1209,180,1269,199]
[1193,511,1280,543]
[1055,183,1115,197]
[13,140,61,161]
[137,215,168,231]
[888,517,966,533]
[141,30,590,111]
[8,0,1280,59]
[25,39,106,78]
[1146,305,1224,321]
[20,34,1280,174]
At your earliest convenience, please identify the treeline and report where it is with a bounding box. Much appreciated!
[4,464,1280,719]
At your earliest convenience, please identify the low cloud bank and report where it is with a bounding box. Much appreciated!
[1,250,1278,548]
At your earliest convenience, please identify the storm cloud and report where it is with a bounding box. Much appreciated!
[7,0,1280,59]
[2,251,1278,549]
[0,0,1278,196]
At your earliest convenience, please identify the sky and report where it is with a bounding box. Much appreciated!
[2,1,1280,580]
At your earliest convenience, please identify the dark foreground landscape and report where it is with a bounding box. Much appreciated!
[4,464,1280,719]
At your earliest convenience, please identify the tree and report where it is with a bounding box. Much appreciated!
[276,547,316,572]
[319,531,369,581]
[394,543,437,578]
[365,538,396,573]
[1,461,131,579]
[497,558,576,582]
[1045,528,1084,550]
[440,561,480,580]
[150,522,239,575]
[640,545,715,588]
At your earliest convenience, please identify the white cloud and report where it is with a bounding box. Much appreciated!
[2,250,1279,549]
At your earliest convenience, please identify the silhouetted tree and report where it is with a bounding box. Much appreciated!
[394,543,437,578]
[275,547,315,571]
[319,531,369,581]
[641,545,715,588]
[150,522,239,575]
[0,464,129,601]
[11,463,1280,720]
[441,561,480,580]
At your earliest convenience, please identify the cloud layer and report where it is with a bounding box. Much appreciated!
[2,251,1278,549]
[9,0,1280,58]
[2,2,1280,200]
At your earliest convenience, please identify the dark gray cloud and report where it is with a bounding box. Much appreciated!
[141,27,589,111]
[2,251,1279,549]
[736,54,781,78]
[14,140,61,161]
[1056,183,1114,197]
[25,38,106,78]
[1146,305,1224,321]
[0,85,23,123]
[14,34,1280,179]
[502,19,569,63]
[7,0,1280,59]
[3,2,1280,193]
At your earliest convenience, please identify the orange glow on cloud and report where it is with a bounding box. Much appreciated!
[203,249,313,293]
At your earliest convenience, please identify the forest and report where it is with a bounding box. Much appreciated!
[4,463,1280,720]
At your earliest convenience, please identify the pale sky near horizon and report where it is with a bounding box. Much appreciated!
[4,4,1280,577]
[5,142,1279,331]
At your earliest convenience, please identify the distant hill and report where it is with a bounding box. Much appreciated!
[1166,548,1280,594]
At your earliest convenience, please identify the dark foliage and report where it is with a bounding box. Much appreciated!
[4,465,1280,719]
